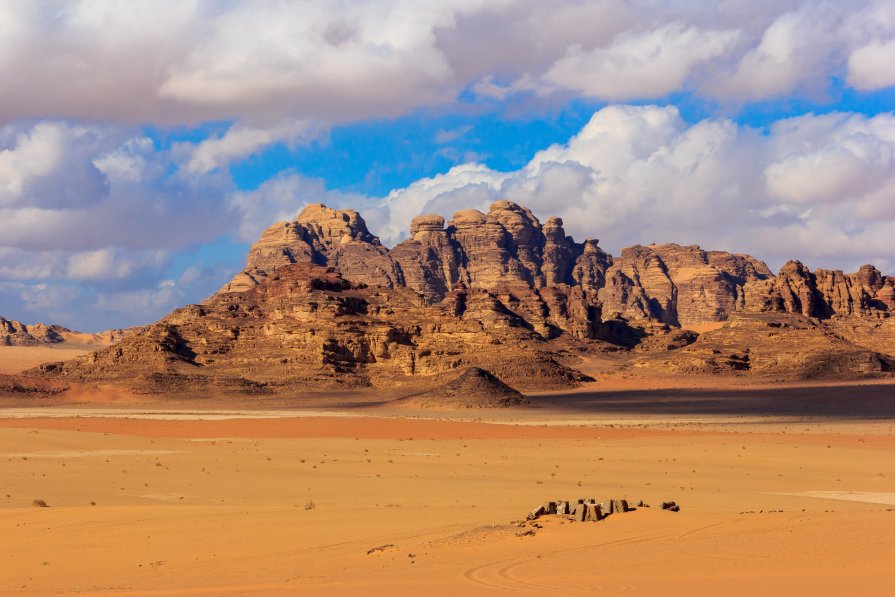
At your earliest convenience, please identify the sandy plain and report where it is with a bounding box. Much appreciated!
[1,347,895,595]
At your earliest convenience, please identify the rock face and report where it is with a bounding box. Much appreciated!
[598,244,773,327]
[38,263,592,395]
[0,316,68,346]
[232,201,895,333]
[745,261,895,318]
[637,312,895,379]
[34,199,895,393]
[225,204,402,293]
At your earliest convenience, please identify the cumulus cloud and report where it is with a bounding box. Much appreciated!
[545,23,740,100]
[370,105,895,272]
[182,120,324,175]
[0,119,270,329]
[848,39,895,91]
[1,1,894,125]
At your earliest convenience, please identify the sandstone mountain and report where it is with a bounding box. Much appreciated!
[1,316,69,346]
[0,316,142,348]
[225,201,894,328]
[39,262,591,396]
[33,200,895,396]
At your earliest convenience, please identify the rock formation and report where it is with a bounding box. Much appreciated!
[1,316,68,346]
[226,201,893,331]
[636,312,895,379]
[37,263,592,395]
[396,367,530,409]
[32,199,895,395]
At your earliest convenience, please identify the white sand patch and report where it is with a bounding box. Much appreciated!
[767,491,895,505]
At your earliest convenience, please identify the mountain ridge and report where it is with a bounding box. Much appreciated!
[31,200,895,397]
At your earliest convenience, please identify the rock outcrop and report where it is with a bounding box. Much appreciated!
[37,263,592,396]
[1,316,68,346]
[598,244,773,327]
[396,367,529,409]
[745,261,895,319]
[636,312,895,379]
[225,204,402,293]
[32,199,895,394]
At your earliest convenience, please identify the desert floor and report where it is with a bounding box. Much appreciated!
[1,347,895,595]
[1,405,894,596]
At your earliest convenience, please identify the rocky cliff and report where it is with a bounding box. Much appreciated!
[39,263,592,395]
[32,200,895,394]
[225,200,893,328]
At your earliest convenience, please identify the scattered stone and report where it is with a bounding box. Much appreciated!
[516,529,536,537]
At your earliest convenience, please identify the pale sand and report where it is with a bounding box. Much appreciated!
[0,344,103,374]
[1,411,894,595]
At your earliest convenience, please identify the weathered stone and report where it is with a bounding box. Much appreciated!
[585,503,604,522]
[527,505,546,520]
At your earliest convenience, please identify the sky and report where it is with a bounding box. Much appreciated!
[1,0,895,332]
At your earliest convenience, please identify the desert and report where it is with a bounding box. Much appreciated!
[4,2,895,595]
[2,390,895,596]
[3,199,895,595]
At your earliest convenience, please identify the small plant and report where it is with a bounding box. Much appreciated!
[32,499,48,507]
[304,500,316,510]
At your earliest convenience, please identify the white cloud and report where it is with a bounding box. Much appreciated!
[370,105,895,272]
[182,119,324,175]
[0,1,893,125]
[545,23,740,100]
[703,4,841,100]
[848,38,895,91]
[66,248,169,280]
[0,122,111,208]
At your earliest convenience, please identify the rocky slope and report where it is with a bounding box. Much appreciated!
[32,200,895,396]
[635,312,895,379]
[395,367,530,409]
[38,263,592,395]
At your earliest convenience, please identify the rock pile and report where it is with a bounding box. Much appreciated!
[661,501,680,512]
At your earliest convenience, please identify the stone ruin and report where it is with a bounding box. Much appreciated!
[526,498,680,522]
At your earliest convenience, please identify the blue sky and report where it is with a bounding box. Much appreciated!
[2,1,895,331]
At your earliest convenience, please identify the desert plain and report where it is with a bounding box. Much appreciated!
[2,346,894,597]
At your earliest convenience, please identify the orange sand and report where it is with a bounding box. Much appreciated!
[1,409,894,596]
